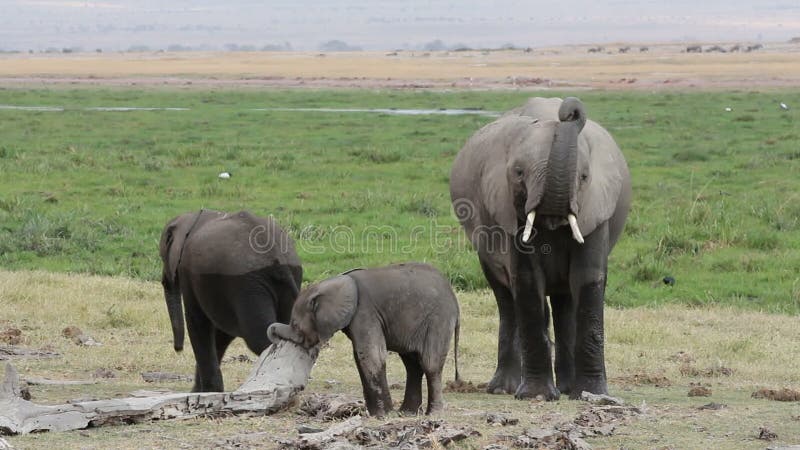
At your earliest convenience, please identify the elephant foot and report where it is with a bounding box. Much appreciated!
[425,401,444,415]
[556,377,574,396]
[514,379,560,401]
[569,376,608,400]
[192,384,223,393]
[486,367,521,395]
[367,408,389,418]
[398,402,422,416]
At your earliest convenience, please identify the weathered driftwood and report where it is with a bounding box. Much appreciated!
[291,416,363,449]
[23,377,96,386]
[0,436,14,449]
[0,338,318,435]
[0,345,60,360]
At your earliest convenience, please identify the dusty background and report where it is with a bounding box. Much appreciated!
[2,42,800,90]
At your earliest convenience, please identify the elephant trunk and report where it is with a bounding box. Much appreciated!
[268,323,307,347]
[536,97,586,219]
[163,276,185,352]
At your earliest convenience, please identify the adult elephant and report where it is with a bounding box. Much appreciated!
[159,209,302,392]
[450,97,631,400]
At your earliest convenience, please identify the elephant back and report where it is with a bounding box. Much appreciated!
[183,211,300,276]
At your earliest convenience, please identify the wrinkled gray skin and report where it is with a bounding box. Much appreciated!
[269,263,460,417]
[159,209,302,392]
[450,97,631,400]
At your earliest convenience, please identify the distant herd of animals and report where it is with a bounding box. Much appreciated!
[587,43,764,54]
[159,96,631,416]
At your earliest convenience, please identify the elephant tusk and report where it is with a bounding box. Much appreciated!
[568,214,584,244]
[522,212,535,242]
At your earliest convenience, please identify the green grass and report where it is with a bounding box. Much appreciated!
[1,87,799,312]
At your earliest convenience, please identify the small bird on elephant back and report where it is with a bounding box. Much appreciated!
[269,263,460,417]
[159,209,302,392]
[450,97,631,400]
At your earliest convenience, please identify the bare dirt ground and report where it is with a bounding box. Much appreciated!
[1,42,800,90]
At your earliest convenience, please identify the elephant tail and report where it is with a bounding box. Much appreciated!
[453,304,461,382]
[163,279,185,352]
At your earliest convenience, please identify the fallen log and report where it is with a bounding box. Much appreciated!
[289,416,363,449]
[0,338,318,435]
[23,377,96,386]
[0,345,60,360]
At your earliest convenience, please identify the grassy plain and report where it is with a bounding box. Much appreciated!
[1,87,799,312]
[1,270,800,449]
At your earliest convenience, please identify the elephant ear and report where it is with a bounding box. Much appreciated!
[576,125,628,237]
[161,213,193,285]
[312,275,358,342]
[481,164,518,236]
[160,222,180,285]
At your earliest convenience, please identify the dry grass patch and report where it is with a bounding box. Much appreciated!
[1,270,800,448]
[2,46,800,89]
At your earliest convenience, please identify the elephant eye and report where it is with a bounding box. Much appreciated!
[580,173,588,182]
[515,167,524,178]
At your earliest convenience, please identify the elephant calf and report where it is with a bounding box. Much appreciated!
[159,209,302,392]
[269,263,460,417]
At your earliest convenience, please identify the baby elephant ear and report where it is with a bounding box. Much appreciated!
[313,275,358,342]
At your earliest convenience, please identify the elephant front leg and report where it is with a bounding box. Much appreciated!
[551,294,576,395]
[479,259,521,395]
[352,340,393,417]
[569,275,608,398]
[512,257,559,401]
[490,292,522,395]
[569,229,611,399]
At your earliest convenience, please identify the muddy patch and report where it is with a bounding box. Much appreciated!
[752,387,800,402]
[688,385,712,397]
[612,372,671,387]
[0,327,23,345]
[444,378,484,393]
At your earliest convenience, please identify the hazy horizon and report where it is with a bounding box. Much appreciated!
[1,1,799,52]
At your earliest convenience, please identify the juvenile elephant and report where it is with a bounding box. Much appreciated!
[159,209,302,392]
[268,263,460,417]
[450,97,631,400]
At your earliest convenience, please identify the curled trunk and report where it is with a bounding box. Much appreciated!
[537,97,586,217]
[267,323,304,347]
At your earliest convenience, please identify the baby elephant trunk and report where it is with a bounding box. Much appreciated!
[268,323,305,346]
